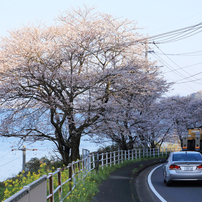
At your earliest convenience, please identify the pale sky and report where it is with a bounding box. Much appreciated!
[1,0,202,96]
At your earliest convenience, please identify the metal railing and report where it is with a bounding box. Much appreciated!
[4,175,47,202]
[46,147,179,202]
[4,147,180,202]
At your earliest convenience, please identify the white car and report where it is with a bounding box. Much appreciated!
[163,151,202,186]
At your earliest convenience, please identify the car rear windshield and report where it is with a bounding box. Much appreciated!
[172,153,202,161]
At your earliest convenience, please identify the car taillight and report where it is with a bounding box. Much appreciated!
[169,164,180,170]
[197,165,202,169]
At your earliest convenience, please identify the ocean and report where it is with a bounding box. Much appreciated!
[0,137,103,182]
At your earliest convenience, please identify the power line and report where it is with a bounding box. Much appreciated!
[136,22,202,44]
[0,156,21,168]
[164,62,202,74]
[176,77,202,84]
[150,50,197,92]
[151,52,187,79]
[151,53,195,92]
[0,151,10,159]
[154,50,202,56]
[175,71,202,82]
[147,22,202,44]
[153,43,202,84]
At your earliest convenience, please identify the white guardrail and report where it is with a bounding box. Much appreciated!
[4,147,180,202]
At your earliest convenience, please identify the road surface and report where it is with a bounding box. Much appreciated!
[137,164,202,202]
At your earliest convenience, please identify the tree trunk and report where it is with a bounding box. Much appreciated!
[120,134,128,150]
[128,136,134,150]
[70,134,81,162]
[57,143,70,165]
[150,140,156,148]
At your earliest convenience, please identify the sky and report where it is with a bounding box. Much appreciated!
[0,0,202,96]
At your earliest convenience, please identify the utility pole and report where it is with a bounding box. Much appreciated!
[12,145,37,176]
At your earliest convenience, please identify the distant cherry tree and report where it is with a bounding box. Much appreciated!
[159,96,202,139]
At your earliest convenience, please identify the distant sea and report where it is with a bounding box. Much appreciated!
[0,137,103,182]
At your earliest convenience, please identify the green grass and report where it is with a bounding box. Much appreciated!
[0,182,5,201]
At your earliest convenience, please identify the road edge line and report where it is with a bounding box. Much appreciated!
[147,164,167,202]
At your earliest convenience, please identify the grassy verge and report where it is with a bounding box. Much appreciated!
[0,182,4,202]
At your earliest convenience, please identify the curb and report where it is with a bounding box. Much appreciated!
[133,158,166,202]
[133,158,165,177]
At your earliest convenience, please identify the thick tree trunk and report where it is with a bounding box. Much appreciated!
[150,140,156,148]
[57,142,70,165]
[128,136,134,150]
[62,146,70,165]
[120,134,128,150]
[70,134,81,162]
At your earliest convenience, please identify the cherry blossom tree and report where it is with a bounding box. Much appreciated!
[0,6,158,164]
[91,93,202,150]
[159,95,202,140]
[87,66,171,149]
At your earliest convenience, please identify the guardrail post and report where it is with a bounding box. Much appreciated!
[139,148,141,159]
[57,168,62,201]
[72,163,76,187]
[88,155,91,172]
[121,150,123,163]
[106,152,108,167]
[135,149,137,159]
[69,165,72,192]
[153,148,155,157]
[114,151,116,165]
[102,153,104,169]
[93,154,95,169]
[128,150,130,160]
[110,152,112,167]
[48,174,54,202]
[118,150,120,164]
[125,150,127,161]
[132,150,134,160]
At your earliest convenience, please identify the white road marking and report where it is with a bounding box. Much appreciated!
[148,164,167,202]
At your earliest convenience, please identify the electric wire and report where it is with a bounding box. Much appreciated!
[152,28,202,44]
[175,71,202,83]
[0,152,10,159]
[148,22,202,44]
[0,156,21,168]
[153,43,202,85]
[151,49,202,90]
[136,22,202,44]
[151,52,187,79]
[151,52,196,92]
[164,62,202,74]
[155,50,202,56]
[176,77,202,84]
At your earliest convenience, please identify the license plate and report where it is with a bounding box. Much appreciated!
[184,166,193,171]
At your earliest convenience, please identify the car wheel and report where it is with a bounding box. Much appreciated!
[166,180,172,187]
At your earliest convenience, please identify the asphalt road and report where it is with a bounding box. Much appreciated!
[91,158,165,202]
[142,164,202,202]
